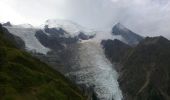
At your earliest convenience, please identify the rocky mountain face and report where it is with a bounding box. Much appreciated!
[102,35,170,100]
[35,28,77,50]
[101,39,131,63]
[119,36,170,100]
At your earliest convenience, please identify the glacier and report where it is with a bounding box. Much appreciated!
[64,40,123,100]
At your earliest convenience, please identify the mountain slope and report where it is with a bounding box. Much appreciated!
[0,24,86,100]
[101,39,131,63]
[119,36,170,100]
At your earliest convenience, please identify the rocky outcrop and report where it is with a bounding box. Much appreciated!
[35,27,78,50]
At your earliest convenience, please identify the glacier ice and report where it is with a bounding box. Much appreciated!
[65,40,123,100]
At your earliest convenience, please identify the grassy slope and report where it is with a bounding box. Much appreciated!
[0,25,86,100]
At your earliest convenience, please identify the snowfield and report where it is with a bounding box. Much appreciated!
[5,26,50,54]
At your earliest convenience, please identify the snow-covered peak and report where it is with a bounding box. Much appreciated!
[44,19,94,36]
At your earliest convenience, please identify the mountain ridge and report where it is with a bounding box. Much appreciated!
[120,36,170,100]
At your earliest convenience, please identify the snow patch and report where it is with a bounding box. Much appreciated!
[5,26,50,54]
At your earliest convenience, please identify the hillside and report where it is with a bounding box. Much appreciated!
[119,36,170,100]
[0,24,86,100]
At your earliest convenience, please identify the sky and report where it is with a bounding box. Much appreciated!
[0,0,170,38]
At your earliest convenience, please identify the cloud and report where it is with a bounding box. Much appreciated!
[0,0,69,25]
[0,0,26,24]
[66,0,170,38]
[0,0,170,38]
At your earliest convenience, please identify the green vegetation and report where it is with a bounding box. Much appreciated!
[0,24,86,100]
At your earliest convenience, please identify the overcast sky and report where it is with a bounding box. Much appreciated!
[0,0,170,38]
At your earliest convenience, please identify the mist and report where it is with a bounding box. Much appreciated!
[0,0,170,38]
